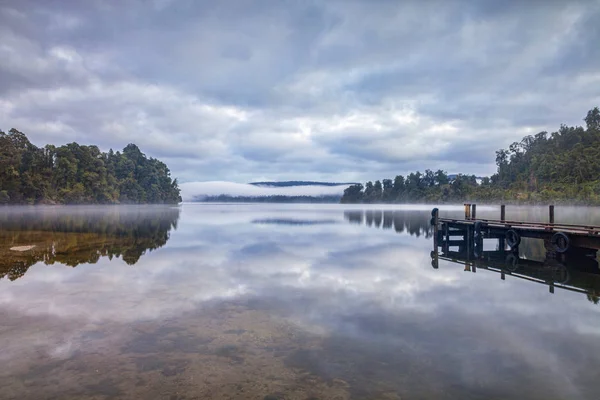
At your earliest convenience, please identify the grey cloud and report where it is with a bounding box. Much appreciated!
[1,0,599,183]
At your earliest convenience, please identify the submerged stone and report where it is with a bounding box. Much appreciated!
[9,245,36,252]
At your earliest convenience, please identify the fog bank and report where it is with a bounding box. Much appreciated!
[180,181,352,201]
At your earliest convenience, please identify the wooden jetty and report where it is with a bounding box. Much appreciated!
[431,205,600,299]
[432,204,600,256]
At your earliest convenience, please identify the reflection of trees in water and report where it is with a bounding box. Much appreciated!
[0,206,180,281]
[344,210,431,238]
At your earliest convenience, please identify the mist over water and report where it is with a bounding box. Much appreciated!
[179,181,352,201]
[1,204,599,400]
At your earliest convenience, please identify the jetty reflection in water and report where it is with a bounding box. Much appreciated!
[0,206,180,281]
[432,231,600,305]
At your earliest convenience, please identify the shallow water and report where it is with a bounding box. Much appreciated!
[1,204,600,400]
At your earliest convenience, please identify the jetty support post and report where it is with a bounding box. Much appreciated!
[471,204,477,220]
[466,224,471,259]
[499,205,506,250]
[432,208,439,253]
[549,205,555,225]
[464,203,471,220]
[444,222,450,254]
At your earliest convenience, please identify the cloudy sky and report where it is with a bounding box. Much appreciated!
[1,0,599,183]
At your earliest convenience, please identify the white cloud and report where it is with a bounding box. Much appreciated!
[0,0,598,183]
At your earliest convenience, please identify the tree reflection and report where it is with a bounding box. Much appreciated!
[0,206,180,281]
[344,210,432,238]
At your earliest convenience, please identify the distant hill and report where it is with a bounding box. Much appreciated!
[250,181,359,187]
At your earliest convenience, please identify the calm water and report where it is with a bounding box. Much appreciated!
[1,204,600,400]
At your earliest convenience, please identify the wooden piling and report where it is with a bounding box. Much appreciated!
[499,205,506,250]
[549,205,555,224]
[471,204,477,220]
[432,208,439,252]
[444,222,450,253]
[466,225,471,258]
[464,203,471,220]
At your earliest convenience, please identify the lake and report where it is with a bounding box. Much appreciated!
[1,204,600,400]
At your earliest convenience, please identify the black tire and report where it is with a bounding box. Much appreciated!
[505,229,521,249]
[505,252,519,272]
[431,208,439,217]
[551,265,569,284]
[552,232,570,253]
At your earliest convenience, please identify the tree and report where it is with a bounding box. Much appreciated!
[382,179,393,202]
[341,184,364,203]
[435,170,449,185]
[373,180,383,201]
[585,107,600,131]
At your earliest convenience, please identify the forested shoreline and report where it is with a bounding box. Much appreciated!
[341,107,600,204]
[0,129,181,205]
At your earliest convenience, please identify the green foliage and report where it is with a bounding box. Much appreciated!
[0,129,181,205]
[341,107,600,204]
[342,170,480,203]
[490,106,600,203]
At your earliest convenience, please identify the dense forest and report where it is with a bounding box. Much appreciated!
[341,107,600,204]
[0,129,181,204]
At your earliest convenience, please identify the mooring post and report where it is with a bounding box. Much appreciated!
[444,222,450,254]
[431,210,440,269]
[501,271,505,280]
[464,203,471,220]
[466,225,471,259]
[471,204,477,220]
[432,208,439,252]
[499,204,506,250]
[549,205,555,224]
